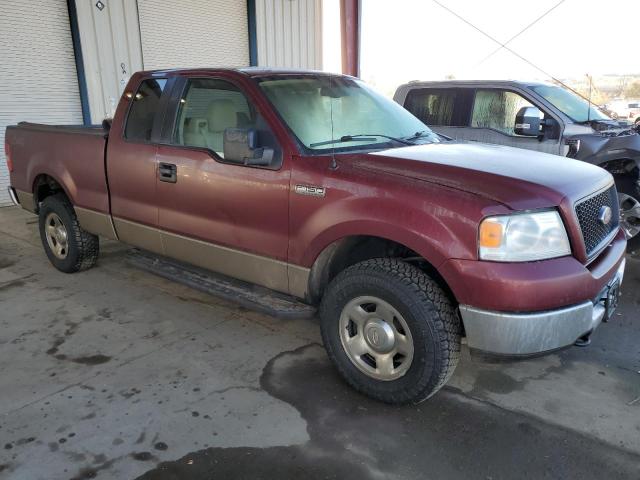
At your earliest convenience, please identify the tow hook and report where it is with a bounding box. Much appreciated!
[574,331,592,347]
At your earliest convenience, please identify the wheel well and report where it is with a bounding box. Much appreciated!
[599,158,638,178]
[33,175,67,211]
[307,235,454,305]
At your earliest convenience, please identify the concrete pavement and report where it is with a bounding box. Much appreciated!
[0,206,638,479]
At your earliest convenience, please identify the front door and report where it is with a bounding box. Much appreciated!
[458,88,562,155]
[155,77,291,292]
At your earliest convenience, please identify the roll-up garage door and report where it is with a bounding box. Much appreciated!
[0,0,83,206]
[137,0,249,70]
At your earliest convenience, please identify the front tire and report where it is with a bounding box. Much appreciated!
[613,173,640,253]
[38,194,99,273]
[319,258,461,404]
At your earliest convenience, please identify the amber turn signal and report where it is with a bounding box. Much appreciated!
[479,220,503,248]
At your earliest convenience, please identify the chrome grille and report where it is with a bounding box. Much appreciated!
[575,185,619,257]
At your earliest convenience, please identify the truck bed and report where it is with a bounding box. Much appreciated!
[6,122,111,215]
[13,122,108,137]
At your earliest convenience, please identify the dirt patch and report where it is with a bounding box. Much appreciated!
[69,355,111,365]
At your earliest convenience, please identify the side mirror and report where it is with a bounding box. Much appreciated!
[223,128,273,166]
[514,106,543,137]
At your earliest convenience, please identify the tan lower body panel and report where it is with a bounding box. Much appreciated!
[76,207,118,240]
[112,218,164,256]
[161,231,292,294]
[288,264,310,299]
[112,217,310,298]
[15,190,35,213]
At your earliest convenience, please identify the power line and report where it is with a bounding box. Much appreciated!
[431,0,591,102]
[475,0,565,67]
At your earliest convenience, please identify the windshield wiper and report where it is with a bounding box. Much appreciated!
[402,130,431,142]
[309,134,414,148]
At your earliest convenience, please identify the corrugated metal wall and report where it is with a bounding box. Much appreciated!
[0,0,323,206]
[75,0,143,123]
[0,0,83,206]
[255,0,323,69]
[137,0,249,70]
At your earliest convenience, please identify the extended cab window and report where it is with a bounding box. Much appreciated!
[124,78,167,141]
[471,89,533,135]
[404,89,457,126]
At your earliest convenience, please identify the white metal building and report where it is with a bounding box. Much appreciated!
[0,0,323,205]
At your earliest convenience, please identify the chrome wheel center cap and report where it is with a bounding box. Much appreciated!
[363,319,395,353]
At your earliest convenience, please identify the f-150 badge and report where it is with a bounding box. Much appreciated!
[295,184,326,197]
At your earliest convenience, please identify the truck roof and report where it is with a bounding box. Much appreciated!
[401,79,552,89]
[140,67,350,79]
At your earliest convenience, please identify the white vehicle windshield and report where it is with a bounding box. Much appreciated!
[532,84,610,123]
[258,75,439,152]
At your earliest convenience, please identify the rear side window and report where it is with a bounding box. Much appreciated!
[125,78,167,141]
[471,89,533,135]
[404,88,457,126]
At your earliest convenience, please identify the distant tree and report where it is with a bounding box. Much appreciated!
[624,81,640,99]
[444,74,455,80]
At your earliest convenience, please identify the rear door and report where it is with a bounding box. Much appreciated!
[153,75,291,293]
[107,76,171,254]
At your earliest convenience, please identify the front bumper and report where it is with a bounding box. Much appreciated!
[459,258,626,356]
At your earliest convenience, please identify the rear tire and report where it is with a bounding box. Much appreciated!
[38,194,99,273]
[319,258,461,404]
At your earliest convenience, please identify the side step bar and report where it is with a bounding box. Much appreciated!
[127,249,317,320]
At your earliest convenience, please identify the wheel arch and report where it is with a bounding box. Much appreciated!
[598,157,639,177]
[306,234,456,306]
[32,173,74,213]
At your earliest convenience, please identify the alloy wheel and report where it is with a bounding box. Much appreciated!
[339,295,414,381]
[44,212,69,259]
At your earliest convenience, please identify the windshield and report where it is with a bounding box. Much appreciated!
[531,84,610,123]
[257,75,439,152]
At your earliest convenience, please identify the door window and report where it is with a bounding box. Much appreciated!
[124,78,167,141]
[471,89,533,135]
[404,89,458,126]
[172,79,274,159]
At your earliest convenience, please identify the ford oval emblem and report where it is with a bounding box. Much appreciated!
[598,206,612,225]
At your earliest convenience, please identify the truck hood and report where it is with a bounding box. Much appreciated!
[354,142,612,210]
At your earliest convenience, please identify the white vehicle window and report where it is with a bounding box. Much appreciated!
[471,89,533,136]
[404,89,457,126]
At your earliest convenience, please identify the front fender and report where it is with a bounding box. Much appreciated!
[292,188,502,270]
[574,132,640,167]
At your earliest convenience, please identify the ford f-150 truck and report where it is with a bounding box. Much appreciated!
[5,69,627,404]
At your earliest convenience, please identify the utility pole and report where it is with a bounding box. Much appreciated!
[586,73,592,122]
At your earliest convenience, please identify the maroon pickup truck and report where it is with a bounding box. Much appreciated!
[5,68,627,404]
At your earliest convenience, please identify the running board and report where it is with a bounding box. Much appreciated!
[127,249,317,320]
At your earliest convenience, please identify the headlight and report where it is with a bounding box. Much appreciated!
[479,210,571,262]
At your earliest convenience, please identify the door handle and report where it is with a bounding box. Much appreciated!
[158,162,177,183]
